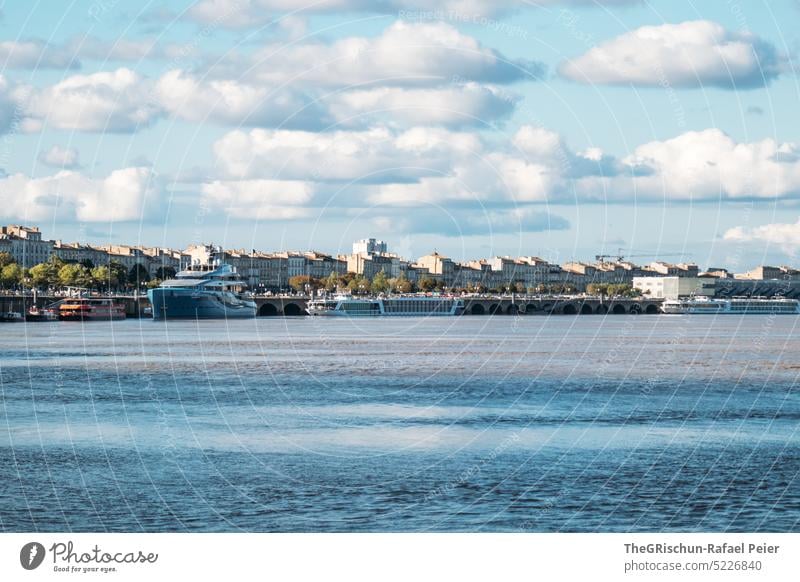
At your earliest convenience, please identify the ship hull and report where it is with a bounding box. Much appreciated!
[662,299,800,315]
[148,288,256,320]
[59,311,125,321]
[307,297,464,317]
[308,310,461,317]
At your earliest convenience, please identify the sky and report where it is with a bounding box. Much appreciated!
[1,0,799,270]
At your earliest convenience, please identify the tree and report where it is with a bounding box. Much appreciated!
[418,276,437,292]
[146,278,162,289]
[28,258,62,288]
[129,263,150,288]
[324,271,340,292]
[91,265,111,290]
[108,261,128,290]
[347,275,370,295]
[397,278,413,293]
[371,270,389,294]
[391,272,413,294]
[0,252,14,269]
[58,263,90,288]
[79,259,95,269]
[289,275,313,294]
[607,283,640,297]
[0,263,23,288]
[155,266,176,280]
[587,283,609,297]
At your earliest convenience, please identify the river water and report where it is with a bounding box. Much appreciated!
[1,315,798,531]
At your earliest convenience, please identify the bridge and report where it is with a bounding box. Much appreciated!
[252,296,664,316]
[1,294,664,317]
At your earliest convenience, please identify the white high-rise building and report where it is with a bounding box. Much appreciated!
[352,238,387,255]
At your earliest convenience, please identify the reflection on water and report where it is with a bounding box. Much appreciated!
[1,316,799,531]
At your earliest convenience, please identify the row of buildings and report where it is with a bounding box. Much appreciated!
[2,226,800,295]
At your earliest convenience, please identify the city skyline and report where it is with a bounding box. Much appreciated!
[0,1,798,269]
[4,225,798,283]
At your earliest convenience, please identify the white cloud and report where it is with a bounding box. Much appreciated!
[37,145,80,169]
[6,19,530,135]
[723,219,800,251]
[328,83,518,127]
[213,126,481,182]
[202,179,314,219]
[207,124,800,214]
[559,20,784,89]
[229,20,540,87]
[154,70,327,129]
[0,167,157,222]
[24,68,162,132]
[615,129,800,200]
[197,123,800,222]
[155,71,516,129]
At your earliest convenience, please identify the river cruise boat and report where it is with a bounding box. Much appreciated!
[148,261,256,320]
[58,298,126,321]
[662,296,800,315]
[307,295,465,317]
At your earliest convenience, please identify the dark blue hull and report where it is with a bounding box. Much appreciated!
[148,288,256,319]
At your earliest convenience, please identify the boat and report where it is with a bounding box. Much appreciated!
[57,298,126,321]
[147,260,256,320]
[307,295,465,316]
[0,311,23,322]
[26,306,59,322]
[662,296,800,314]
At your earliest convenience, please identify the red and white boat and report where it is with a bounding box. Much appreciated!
[57,298,126,321]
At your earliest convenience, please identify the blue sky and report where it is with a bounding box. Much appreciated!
[1,0,799,269]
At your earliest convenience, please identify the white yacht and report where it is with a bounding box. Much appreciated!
[148,260,256,320]
[662,296,800,315]
[307,295,465,317]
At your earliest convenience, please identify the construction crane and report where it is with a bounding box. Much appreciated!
[595,248,690,263]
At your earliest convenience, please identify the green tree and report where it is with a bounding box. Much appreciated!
[146,278,162,289]
[28,258,62,288]
[418,276,437,292]
[58,263,91,288]
[108,261,128,290]
[0,252,14,269]
[90,265,111,290]
[371,270,389,294]
[128,263,150,289]
[155,266,176,280]
[391,272,413,293]
[324,271,340,292]
[587,283,609,297]
[289,275,313,293]
[0,263,23,287]
[607,284,640,297]
[347,275,370,295]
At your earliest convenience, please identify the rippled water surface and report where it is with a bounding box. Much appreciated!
[1,315,799,531]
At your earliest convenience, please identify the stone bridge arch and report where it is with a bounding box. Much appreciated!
[258,303,278,316]
[283,302,304,316]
